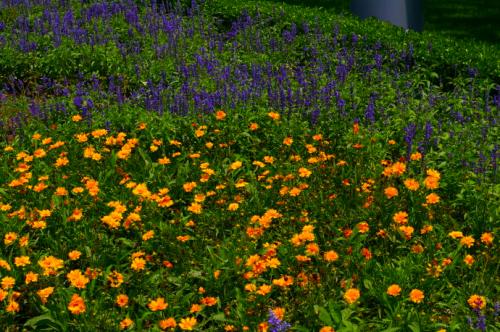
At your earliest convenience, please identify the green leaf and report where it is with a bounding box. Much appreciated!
[408,322,421,332]
[314,305,333,326]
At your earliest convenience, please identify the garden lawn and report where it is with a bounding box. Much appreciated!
[0,0,498,331]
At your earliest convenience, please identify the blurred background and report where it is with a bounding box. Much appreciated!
[262,0,500,44]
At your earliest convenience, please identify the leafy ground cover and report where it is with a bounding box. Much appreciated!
[256,0,500,45]
[0,0,498,331]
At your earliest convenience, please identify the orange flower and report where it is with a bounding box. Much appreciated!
[305,243,320,255]
[460,236,475,248]
[391,162,406,176]
[320,327,335,332]
[410,152,422,161]
[14,256,31,267]
[268,112,280,120]
[1,276,15,289]
[409,289,424,303]
[393,211,408,225]
[256,284,272,296]
[148,297,168,311]
[468,295,486,309]
[108,271,124,288]
[480,232,493,245]
[463,255,475,266]
[68,250,81,261]
[215,110,226,120]
[190,304,202,313]
[131,257,146,271]
[159,318,177,330]
[403,178,420,191]
[357,222,369,233]
[399,225,414,240]
[120,318,134,330]
[298,167,312,178]
[227,203,239,211]
[425,193,440,204]
[324,250,339,262]
[200,297,218,306]
[249,122,259,131]
[448,231,463,239]
[37,287,54,304]
[384,187,398,199]
[6,300,20,313]
[424,176,439,189]
[72,114,82,122]
[142,230,155,241]
[66,269,90,289]
[283,137,293,146]
[183,182,197,192]
[386,284,401,297]
[229,161,242,170]
[179,317,197,330]
[4,232,17,245]
[38,256,64,276]
[68,294,86,314]
[116,294,129,307]
[25,271,39,284]
[187,202,203,214]
[344,288,360,304]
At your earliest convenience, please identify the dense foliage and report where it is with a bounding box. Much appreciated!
[0,0,498,331]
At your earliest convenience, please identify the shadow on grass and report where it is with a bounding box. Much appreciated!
[260,0,500,44]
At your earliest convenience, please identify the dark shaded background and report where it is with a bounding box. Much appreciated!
[261,0,500,44]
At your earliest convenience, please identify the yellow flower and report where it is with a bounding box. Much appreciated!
[228,203,239,211]
[179,317,197,330]
[4,232,18,245]
[448,231,463,239]
[468,295,486,309]
[72,115,82,122]
[229,161,242,170]
[14,256,31,267]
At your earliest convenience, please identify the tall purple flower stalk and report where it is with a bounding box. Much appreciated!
[404,123,417,160]
[268,309,291,332]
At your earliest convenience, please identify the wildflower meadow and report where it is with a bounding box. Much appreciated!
[0,0,498,331]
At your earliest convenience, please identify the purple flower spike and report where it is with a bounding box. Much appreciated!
[268,309,291,332]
